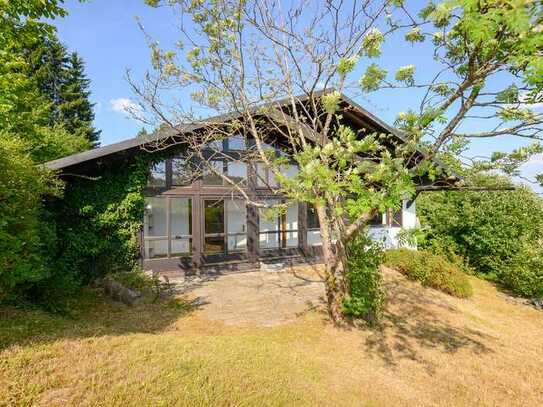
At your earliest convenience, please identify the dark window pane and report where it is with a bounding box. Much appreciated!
[203,160,224,185]
[172,158,192,186]
[391,210,402,227]
[369,213,383,226]
[148,161,166,187]
[205,200,224,235]
[385,209,402,227]
[307,205,320,229]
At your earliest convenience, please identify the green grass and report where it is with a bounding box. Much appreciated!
[3,273,543,406]
[383,248,473,298]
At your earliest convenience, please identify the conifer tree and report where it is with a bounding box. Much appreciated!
[59,52,101,147]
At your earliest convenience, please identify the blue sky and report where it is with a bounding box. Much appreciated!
[53,0,542,192]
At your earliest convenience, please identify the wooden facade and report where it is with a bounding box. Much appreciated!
[141,143,324,274]
[44,91,451,275]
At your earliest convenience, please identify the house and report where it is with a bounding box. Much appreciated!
[45,92,440,275]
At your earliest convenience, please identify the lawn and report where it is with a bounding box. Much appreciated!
[1,269,543,406]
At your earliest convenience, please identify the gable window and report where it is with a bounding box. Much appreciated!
[227,161,247,185]
[172,158,192,186]
[203,160,225,185]
[256,163,297,188]
[148,161,166,187]
[227,134,246,150]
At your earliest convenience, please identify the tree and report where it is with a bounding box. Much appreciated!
[27,36,101,147]
[133,0,543,325]
[58,52,101,146]
[417,173,543,297]
[0,0,91,303]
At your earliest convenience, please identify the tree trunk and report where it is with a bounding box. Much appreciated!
[315,203,349,326]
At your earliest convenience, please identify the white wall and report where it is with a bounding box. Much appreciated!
[368,200,417,249]
[306,199,418,249]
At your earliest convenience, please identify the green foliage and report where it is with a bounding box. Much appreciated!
[417,177,543,297]
[28,37,101,147]
[342,233,386,325]
[395,65,415,86]
[384,248,473,298]
[108,268,157,293]
[0,138,61,302]
[52,155,160,285]
[359,64,387,92]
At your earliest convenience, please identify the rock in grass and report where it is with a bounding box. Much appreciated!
[103,276,143,306]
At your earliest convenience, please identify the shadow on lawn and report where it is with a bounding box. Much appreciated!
[363,274,494,375]
[0,288,204,351]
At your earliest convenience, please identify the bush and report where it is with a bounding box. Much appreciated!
[384,248,473,298]
[499,243,543,298]
[417,178,543,297]
[0,138,61,303]
[342,234,386,325]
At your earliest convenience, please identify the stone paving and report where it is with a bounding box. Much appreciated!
[178,265,326,326]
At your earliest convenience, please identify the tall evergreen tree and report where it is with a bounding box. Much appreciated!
[59,52,101,147]
[28,36,101,147]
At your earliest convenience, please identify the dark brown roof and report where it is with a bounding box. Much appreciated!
[44,91,455,177]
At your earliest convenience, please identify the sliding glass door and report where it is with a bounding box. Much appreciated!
[204,199,247,255]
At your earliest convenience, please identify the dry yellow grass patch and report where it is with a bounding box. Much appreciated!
[1,268,543,406]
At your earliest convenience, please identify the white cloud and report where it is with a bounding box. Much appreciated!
[110,98,144,119]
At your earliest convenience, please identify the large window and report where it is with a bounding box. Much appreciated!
[148,161,166,187]
[204,199,247,254]
[172,158,192,186]
[227,134,246,150]
[144,197,192,259]
[227,162,247,185]
[203,160,247,186]
[256,163,297,188]
[203,160,225,185]
[259,200,299,249]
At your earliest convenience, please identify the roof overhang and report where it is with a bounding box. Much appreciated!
[44,91,458,179]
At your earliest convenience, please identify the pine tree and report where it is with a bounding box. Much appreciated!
[58,52,101,147]
[26,35,68,126]
[27,36,100,148]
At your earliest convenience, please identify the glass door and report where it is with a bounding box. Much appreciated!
[204,199,247,255]
[226,199,247,252]
[204,199,225,254]
[144,196,192,259]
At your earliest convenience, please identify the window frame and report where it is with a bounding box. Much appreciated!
[143,196,193,259]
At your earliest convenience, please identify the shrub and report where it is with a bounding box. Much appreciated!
[0,138,61,303]
[108,268,157,293]
[417,177,543,297]
[499,243,543,298]
[342,234,386,325]
[384,248,473,298]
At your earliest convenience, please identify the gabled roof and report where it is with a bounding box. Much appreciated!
[44,90,454,177]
